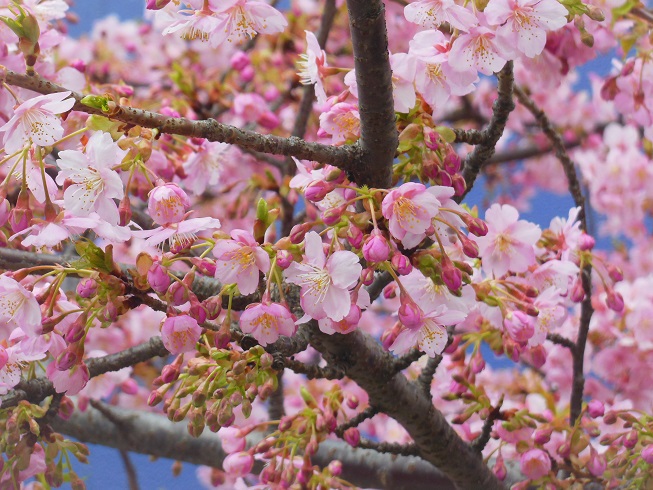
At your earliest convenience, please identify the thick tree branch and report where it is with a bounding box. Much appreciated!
[2,69,360,170]
[459,62,515,201]
[512,86,594,427]
[284,358,344,380]
[346,0,397,188]
[307,324,505,489]
[335,406,378,437]
[51,404,460,490]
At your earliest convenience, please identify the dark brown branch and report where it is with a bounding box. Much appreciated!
[51,404,459,490]
[284,358,344,380]
[459,62,515,202]
[416,355,444,397]
[358,438,420,457]
[366,270,393,302]
[1,337,168,409]
[267,371,286,421]
[512,86,594,427]
[471,396,503,454]
[546,333,577,352]
[335,406,378,437]
[346,0,397,188]
[306,324,505,489]
[394,349,423,373]
[3,69,360,170]
[119,450,140,490]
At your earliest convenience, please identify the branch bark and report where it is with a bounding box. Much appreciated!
[346,0,397,188]
[51,403,460,490]
[3,69,359,171]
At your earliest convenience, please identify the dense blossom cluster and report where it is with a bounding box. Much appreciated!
[0,0,650,488]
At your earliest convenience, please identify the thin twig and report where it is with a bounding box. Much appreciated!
[335,406,379,437]
[416,355,444,397]
[546,333,577,352]
[471,396,504,454]
[458,62,515,202]
[119,450,140,490]
[513,85,594,427]
[394,349,423,373]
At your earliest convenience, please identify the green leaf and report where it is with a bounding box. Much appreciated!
[72,240,111,273]
[81,95,110,112]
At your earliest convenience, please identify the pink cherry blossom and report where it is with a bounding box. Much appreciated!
[56,131,127,224]
[210,0,288,46]
[133,216,221,251]
[148,182,191,226]
[390,305,466,357]
[0,275,42,337]
[475,204,541,277]
[448,21,513,76]
[404,0,478,32]
[318,103,361,144]
[485,0,568,58]
[161,314,202,354]
[0,91,75,153]
[381,182,442,249]
[213,229,270,295]
[285,231,361,322]
[520,448,551,479]
[182,140,227,195]
[298,30,328,104]
[239,302,296,346]
[0,344,46,396]
[46,361,90,395]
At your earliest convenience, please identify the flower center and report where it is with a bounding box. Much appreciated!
[298,265,331,302]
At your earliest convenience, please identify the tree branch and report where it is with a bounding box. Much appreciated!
[459,62,515,202]
[512,86,594,427]
[306,324,505,489]
[51,404,460,490]
[3,69,360,170]
[346,0,397,188]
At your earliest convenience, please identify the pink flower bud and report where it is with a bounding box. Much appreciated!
[452,174,466,196]
[587,400,604,418]
[529,345,547,368]
[578,233,595,251]
[240,65,255,82]
[398,293,423,328]
[443,152,461,174]
[504,310,535,344]
[148,182,190,226]
[189,300,207,323]
[533,428,552,445]
[383,283,397,299]
[223,452,254,477]
[441,256,462,291]
[587,448,606,477]
[570,278,585,302]
[343,428,360,447]
[146,0,172,9]
[623,429,638,449]
[121,379,139,395]
[168,281,189,306]
[381,321,402,350]
[362,230,390,263]
[328,460,342,476]
[361,267,375,286]
[56,348,78,371]
[258,112,280,130]
[289,223,311,244]
[76,278,97,298]
[9,206,31,234]
[493,454,507,480]
[606,264,624,282]
[520,449,551,479]
[275,249,293,269]
[461,236,479,258]
[321,205,346,226]
[148,264,171,294]
[230,51,250,71]
[470,354,485,374]
[220,427,247,454]
[642,445,653,464]
[606,290,624,312]
[161,363,181,384]
[203,295,222,320]
[305,180,332,202]
[70,59,86,72]
[346,225,364,249]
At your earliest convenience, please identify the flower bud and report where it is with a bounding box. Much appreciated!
[362,230,390,263]
[146,0,172,9]
[587,400,605,418]
[578,233,595,251]
[642,445,653,464]
[346,225,364,249]
[230,51,250,71]
[76,278,98,298]
[606,290,624,312]
[343,428,360,447]
[398,293,423,328]
[148,263,171,294]
[361,267,375,286]
[148,182,190,226]
[504,310,535,344]
[391,252,413,275]
[276,249,293,269]
[304,180,332,202]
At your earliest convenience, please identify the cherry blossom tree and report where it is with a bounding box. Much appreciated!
[0,0,653,488]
